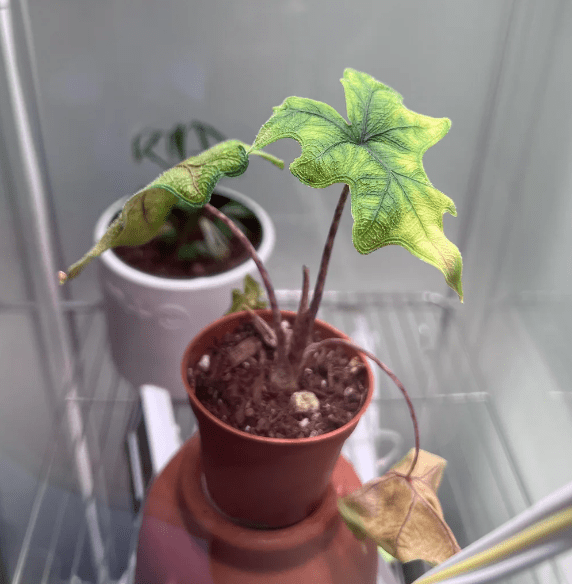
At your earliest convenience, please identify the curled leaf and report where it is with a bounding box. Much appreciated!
[60,141,283,282]
[338,449,460,565]
[252,68,463,300]
[61,187,178,282]
[244,306,277,348]
[226,274,268,314]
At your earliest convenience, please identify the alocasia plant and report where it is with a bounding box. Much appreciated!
[252,68,462,301]
[60,68,463,566]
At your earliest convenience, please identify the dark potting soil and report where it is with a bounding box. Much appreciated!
[113,193,262,279]
[189,319,368,439]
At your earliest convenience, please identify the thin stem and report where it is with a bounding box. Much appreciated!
[308,184,349,324]
[300,337,420,478]
[291,266,310,353]
[299,266,310,315]
[203,203,286,358]
[290,185,350,363]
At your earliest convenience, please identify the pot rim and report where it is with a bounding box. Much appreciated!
[93,184,275,291]
[182,309,375,446]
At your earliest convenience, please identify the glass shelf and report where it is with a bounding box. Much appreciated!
[3,291,570,584]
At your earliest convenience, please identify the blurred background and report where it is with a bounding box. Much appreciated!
[1,0,571,582]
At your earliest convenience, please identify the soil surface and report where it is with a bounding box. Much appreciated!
[113,193,262,278]
[188,318,368,439]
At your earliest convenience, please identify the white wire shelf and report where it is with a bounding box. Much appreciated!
[2,291,570,584]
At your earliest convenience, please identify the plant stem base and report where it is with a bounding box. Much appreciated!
[135,434,378,584]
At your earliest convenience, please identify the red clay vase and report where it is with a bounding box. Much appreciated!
[181,310,375,528]
[135,435,378,584]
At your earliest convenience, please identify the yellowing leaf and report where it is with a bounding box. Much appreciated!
[338,449,460,565]
[60,141,283,282]
[252,68,463,300]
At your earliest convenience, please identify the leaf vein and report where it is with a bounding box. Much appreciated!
[393,175,447,266]
[313,140,348,162]
[281,106,350,137]
[359,87,377,143]
[360,145,444,263]
[365,125,420,143]
[394,478,417,549]
[178,162,201,195]
[411,486,459,552]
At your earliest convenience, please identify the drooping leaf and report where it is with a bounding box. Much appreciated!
[59,141,283,283]
[58,187,178,283]
[252,68,463,300]
[226,274,268,314]
[338,449,460,565]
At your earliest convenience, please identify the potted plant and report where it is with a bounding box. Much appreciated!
[60,69,463,583]
[92,184,276,398]
[74,135,281,398]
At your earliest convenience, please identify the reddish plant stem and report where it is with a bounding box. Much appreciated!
[203,203,286,360]
[291,185,350,363]
[293,266,310,334]
[300,338,420,478]
[299,265,310,314]
[309,184,349,322]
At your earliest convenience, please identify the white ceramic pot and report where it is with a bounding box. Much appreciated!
[95,185,275,398]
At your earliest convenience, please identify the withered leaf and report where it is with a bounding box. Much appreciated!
[338,449,460,565]
[227,337,261,368]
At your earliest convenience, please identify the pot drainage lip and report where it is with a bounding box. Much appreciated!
[178,436,343,551]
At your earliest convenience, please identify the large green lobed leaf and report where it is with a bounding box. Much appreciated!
[60,140,283,282]
[252,68,463,300]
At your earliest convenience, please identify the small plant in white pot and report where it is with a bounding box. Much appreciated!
[61,70,463,583]
[71,142,280,398]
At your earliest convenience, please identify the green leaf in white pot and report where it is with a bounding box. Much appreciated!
[59,140,283,282]
[252,68,463,300]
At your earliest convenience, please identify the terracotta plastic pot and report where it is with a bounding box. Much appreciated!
[135,435,378,584]
[181,310,375,528]
[95,185,275,398]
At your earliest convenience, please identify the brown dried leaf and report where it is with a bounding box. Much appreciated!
[227,337,261,368]
[338,449,460,565]
[245,307,277,348]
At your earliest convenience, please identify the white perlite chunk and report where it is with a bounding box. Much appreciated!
[299,418,310,428]
[198,354,210,371]
[290,391,320,413]
[349,356,364,374]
